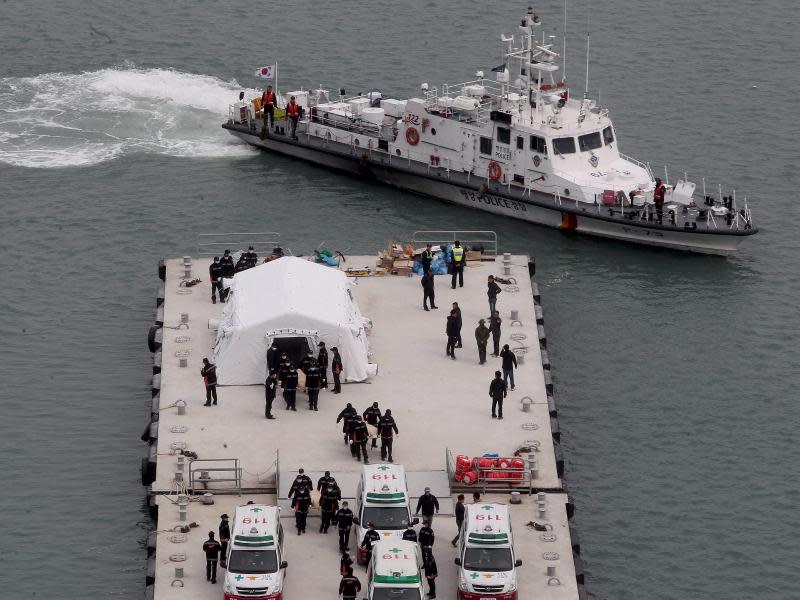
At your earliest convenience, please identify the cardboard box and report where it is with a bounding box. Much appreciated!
[466,250,482,261]
[392,259,414,276]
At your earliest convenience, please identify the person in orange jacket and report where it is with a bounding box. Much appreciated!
[286,95,301,139]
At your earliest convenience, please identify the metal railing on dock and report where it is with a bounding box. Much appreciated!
[197,232,281,257]
[412,230,498,258]
[189,458,242,494]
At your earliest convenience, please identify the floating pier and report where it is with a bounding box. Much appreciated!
[142,248,587,600]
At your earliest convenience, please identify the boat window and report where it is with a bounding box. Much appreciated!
[553,137,576,155]
[603,126,614,145]
[578,132,602,151]
[516,136,524,150]
[496,127,511,144]
[479,136,493,155]
[530,135,547,154]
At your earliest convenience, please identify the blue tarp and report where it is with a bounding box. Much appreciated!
[413,248,450,275]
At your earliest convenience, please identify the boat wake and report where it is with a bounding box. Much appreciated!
[0,66,259,168]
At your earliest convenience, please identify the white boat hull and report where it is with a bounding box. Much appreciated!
[226,127,751,256]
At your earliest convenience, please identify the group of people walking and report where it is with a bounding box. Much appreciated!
[336,401,399,464]
[264,341,343,418]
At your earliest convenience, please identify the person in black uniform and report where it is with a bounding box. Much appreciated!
[220,250,234,301]
[300,351,314,375]
[340,552,353,576]
[418,521,435,549]
[377,409,399,462]
[335,501,354,552]
[402,526,418,542]
[338,567,361,600]
[293,485,312,535]
[452,302,463,347]
[489,311,502,357]
[288,469,312,499]
[331,347,343,394]
[317,342,329,388]
[305,361,321,411]
[421,269,437,311]
[266,342,280,374]
[234,252,248,273]
[487,275,502,317]
[362,402,382,448]
[277,354,291,387]
[264,371,277,419]
[201,358,218,406]
[283,365,298,411]
[422,547,438,598]
[317,470,337,492]
[489,370,508,419]
[351,415,369,463]
[451,494,465,547]
[360,523,381,565]
[244,246,258,268]
[209,257,223,304]
[319,484,339,533]
[446,311,459,359]
[415,487,440,524]
[420,243,434,274]
[337,403,357,445]
[202,531,222,583]
[218,514,231,567]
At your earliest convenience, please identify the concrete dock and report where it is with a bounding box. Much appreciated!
[143,251,584,599]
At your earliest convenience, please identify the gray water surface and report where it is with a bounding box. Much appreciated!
[1,1,798,598]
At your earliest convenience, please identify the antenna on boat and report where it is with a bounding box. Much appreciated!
[584,3,590,97]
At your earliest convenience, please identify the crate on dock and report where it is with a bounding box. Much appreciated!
[466,250,482,261]
[393,259,414,275]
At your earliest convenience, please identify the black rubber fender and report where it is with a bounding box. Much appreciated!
[569,525,581,554]
[540,349,551,370]
[148,493,159,520]
[154,305,164,327]
[573,551,585,584]
[158,259,166,281]
[151,392,160,417]
[146,555,156,585]
[156,280,165,308]
[566,501,575,520]
[550,416,561,443]
[527,260,536,278]
[141,456,155,486]
[547,394,557,417]
[148,325,160,353]
[537,324,547,347]
[531,281,541,302]
[140,421,152,442]
[543,370,554,394]
[151,374,161,398]
[147,530,157,557]
[152,351,162,375]
[535,304,544,324]
[553,440,565,479]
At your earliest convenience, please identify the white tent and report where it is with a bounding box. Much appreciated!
[213,257,373,385]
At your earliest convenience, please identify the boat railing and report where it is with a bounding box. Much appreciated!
[619,152,655,181]
[411,230,498,257]
[197,233,281,256]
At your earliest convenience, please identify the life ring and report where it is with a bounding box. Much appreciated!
[405,127,420,145]
[488,161,503,181]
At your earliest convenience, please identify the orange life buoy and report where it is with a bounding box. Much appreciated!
[488,161,502,181]
[406,127,420,145]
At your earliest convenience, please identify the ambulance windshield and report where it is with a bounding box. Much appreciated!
[228,549,279,574]
[362,506,411,530]
[463,547,513,572]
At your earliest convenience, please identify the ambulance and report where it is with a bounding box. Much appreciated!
[354,463,418,564]
[454,503,522,600]
[223,504,288,600]
[366,540,425,600]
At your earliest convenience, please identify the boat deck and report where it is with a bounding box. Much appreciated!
[148,253,579,599]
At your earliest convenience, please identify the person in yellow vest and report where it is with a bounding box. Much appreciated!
[451,240,465,289]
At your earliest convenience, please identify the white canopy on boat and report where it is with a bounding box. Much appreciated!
[213,257,372,385]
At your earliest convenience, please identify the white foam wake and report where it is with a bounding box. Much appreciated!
[0,67,259,168]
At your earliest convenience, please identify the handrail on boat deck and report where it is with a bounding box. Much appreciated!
[412,230,498,257]
[197,232,281,256]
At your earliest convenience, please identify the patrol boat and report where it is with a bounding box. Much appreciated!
[223,7,757,255]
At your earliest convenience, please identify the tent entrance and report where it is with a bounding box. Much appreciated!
[266,328,320,368]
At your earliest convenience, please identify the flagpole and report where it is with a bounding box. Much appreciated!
[275,61,279,101]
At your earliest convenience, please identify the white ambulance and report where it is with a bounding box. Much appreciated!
[454,503,522,600]
[354,463,418,564]
[366,540,425,600]
[223,504,288,600]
